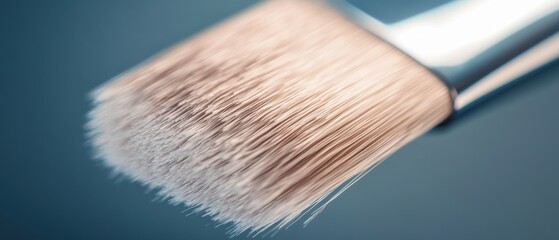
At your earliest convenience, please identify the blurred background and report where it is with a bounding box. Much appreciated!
[2,0,559,239]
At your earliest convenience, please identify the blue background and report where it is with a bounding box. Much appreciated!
[2,0,559,239]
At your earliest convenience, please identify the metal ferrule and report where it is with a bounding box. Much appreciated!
[327,0,559,117]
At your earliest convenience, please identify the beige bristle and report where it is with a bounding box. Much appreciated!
[87,0,452,234]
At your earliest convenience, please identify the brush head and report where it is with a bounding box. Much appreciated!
[88,0,452,234]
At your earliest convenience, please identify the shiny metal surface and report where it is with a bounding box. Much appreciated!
[329,0,559,115]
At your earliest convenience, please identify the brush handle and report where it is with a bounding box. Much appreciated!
[328,0,559,117]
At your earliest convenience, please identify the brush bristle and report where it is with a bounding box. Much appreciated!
[87,0,452,234]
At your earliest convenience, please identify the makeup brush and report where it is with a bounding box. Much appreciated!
[87,0,559,234]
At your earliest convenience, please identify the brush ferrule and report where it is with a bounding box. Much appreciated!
[328,0,559,117]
